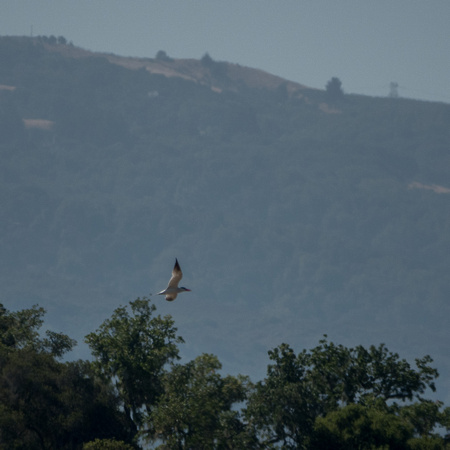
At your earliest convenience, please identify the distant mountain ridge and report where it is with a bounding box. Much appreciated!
[37,36,312,97]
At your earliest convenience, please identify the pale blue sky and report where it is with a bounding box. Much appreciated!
[2,0,450,103]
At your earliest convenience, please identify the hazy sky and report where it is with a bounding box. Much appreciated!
[2,1,450,103]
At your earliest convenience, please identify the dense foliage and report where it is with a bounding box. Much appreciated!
[85,299,183,433]
[0,301,449,449]
[0,304,134,448]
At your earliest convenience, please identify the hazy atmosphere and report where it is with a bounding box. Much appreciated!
[1,1,450,448]
[2,0,450,103]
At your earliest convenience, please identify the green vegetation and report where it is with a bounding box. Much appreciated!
[85,299,184,433]
[0,301,449,448]
[0,304,134,448]
[325,76,344,103]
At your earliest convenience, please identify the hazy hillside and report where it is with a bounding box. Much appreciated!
[1,36,449,402]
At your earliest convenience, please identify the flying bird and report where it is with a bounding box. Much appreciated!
[158,258,191,301]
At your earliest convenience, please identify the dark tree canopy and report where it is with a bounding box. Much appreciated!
[85,298,184,432]
[325,76,344,102]
[244,337,449,449]
[147,353,254,448]
[1,303,449,449]
[0,304,134,449]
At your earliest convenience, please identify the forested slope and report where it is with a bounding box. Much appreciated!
[1,36,450,404]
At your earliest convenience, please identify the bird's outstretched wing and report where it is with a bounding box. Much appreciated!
[167,258,183,289]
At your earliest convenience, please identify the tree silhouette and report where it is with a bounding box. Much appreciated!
[325,77,344,103]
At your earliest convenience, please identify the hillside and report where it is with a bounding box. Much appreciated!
[40,36,312,96]
[1,36,450,403]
